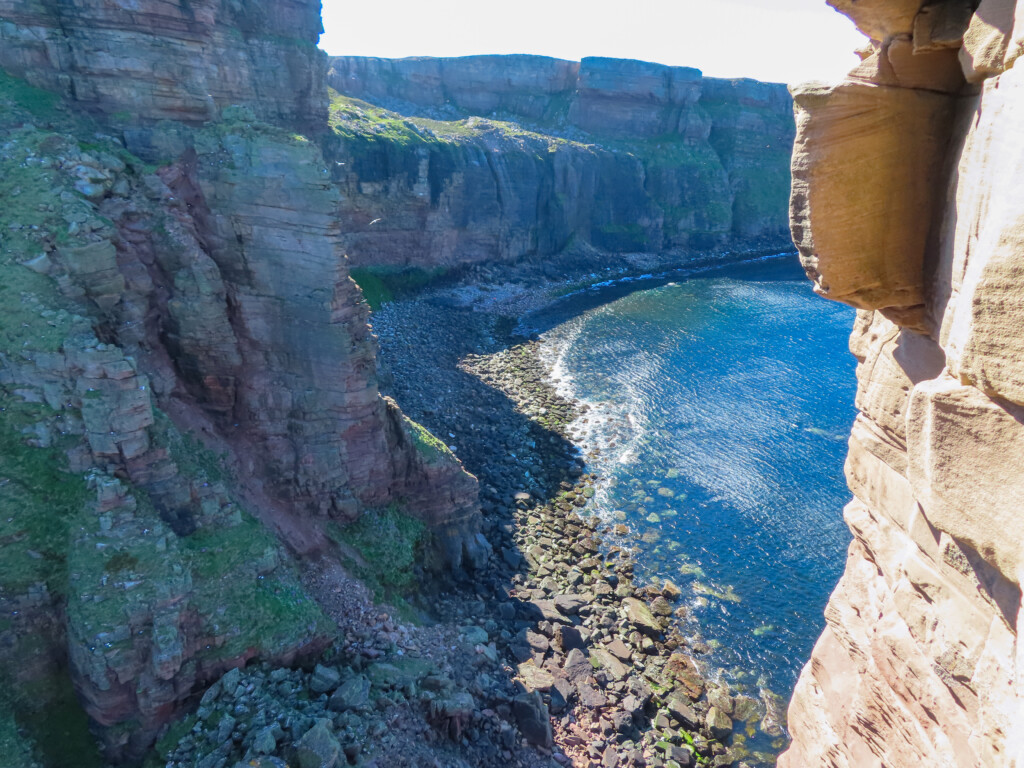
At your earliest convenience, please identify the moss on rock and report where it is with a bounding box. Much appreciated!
[403,414,455,464]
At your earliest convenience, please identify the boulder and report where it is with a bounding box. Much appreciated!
[705,706,733,740]
[327,675,370,712]
[309,664,341,694]
[667,697,701,729]
[295,720,341,768]
[513,690,553,748]
[516,661,556,692]
[622,597,662,637]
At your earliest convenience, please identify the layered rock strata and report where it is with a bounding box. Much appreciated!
[323,55,795,268]
[0,0,327,127]
[0,0,483,760]
[782,1,1024,765]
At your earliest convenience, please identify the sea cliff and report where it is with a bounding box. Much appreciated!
[0,0,482,760]
[323,55,794,269]
[781,1,1024,765]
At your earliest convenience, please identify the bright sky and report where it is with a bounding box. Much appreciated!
[319,0,867,86]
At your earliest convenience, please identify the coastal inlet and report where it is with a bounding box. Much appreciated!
[372,253,857,763]
[531,255,857,726]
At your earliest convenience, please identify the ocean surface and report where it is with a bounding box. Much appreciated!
[529,254,857,740]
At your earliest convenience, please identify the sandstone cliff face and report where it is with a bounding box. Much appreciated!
[0,0,327,127]
[323,55,795,269]
[782,2,1024,765]
[0,1,483,761]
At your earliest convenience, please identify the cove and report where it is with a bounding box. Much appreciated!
[531,254,857,726]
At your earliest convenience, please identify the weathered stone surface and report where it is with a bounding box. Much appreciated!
[664,654,705,701]
[914,0,976,51]
[959,0,1023,80]
[667,697,700,729]
[936,64,1024,406]
[907,377,1024,578]
[563,648,593,685]
[553,593,589,615]
[512,691,554,748]
[295,720,341,768]
[590,647,629,682]
[516,661,556,693]
[790,80,956,326]
[310,664,341,694]
[705,706,733,740]
[782,3,1024,766]
[827,0,926,41]
[604,637,632,662]
[327,675,370,712]
[848,36,965,93]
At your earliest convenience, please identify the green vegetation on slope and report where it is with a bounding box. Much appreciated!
[349,266,451,310]
[0,71,337,767]
[404,414,455,464]
[329,89,592,147]
[184,512,334,660]
[331,505,427,599]
[0,699,41,768]
[0,130,98,353]
[0,68,63,127]
[151,410,226,483]
[0,406,90,594]
[0,673,102,768]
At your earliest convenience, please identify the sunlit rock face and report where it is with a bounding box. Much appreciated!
[324,55,796,268]
[781,1,1024,766]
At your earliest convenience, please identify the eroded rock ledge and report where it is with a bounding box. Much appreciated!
[782,1,1024,765]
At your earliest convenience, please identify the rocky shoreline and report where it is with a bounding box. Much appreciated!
[369,271,790,767]
[147,259,787,768]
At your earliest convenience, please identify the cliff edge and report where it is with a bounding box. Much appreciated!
[782,1,1024,765]
[0,1,483,761]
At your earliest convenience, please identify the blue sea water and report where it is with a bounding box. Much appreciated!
[533,254,856,729]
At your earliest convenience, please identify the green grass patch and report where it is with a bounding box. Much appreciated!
[152,714,197,762]
[330,506,426,599]
[183,513,333,660]
[0,671,102,768]
[0,68,62,127]
[0,402,90,594]
[403,416,454,464]
[184,513,277,582]
[329,90,434,144]
[150,410,226,483]
[0,702,39,768]
[349,266,450,310]
[0,130,97,355]
[328,89,592,149]
[349,268,392,309]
